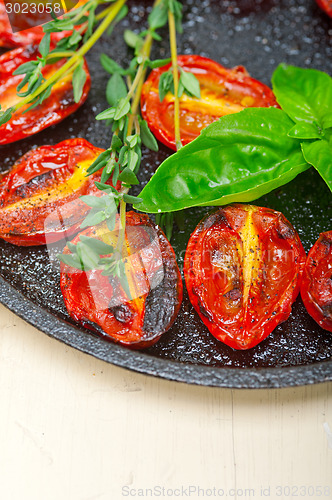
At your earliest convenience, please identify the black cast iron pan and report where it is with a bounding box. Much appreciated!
[0,0,331,388]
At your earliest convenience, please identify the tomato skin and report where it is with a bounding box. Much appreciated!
[183,204,306,350]
[141,55,279,151]
[60,212,183,349]
[0,45,90,145]
[316,0,332,17]
[0,1,87,48]
[301,231,332,332]
[0,138,113,246]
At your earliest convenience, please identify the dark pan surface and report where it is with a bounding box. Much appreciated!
[0,0,332,388]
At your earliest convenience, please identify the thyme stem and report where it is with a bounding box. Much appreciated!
[168,8,182,151]
[12,0,126,113]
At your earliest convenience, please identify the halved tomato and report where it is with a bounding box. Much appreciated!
[184,204,306,350]
[0,0,88,48]
[0,138,111,246]
[141,55,279,151]
[316,0,332,17]
[60,211,183,348]
[0,45,90,145]
[301,231,332,332]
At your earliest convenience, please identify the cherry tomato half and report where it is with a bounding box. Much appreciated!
[301,231,332,332]
[0,45,90,145]
[0,138,113,246]
[0,0,88,48]
[60,212,183,348]
[316,0,332,17]
[184,204,306,350]
[141,55,279,151]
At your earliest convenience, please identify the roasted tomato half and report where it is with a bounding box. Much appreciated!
[0,138,113,246]
[301,231,332,332]
[184,204,306,350]
[316,0,332,17]
[0,0,88,48]
[0,45,90,145]
[60,212,183,348]
[141,55,279,150]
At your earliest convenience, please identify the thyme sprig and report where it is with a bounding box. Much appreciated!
[58,0,168,294]
[0,0,127,125]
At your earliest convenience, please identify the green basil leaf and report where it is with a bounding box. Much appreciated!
[100,54,125,75]
[72,60,87,103]
[180,70,201,99]
[135,108,309,213]
[301,139,332,192]
[272,64,332,130]
[139,118,159,151]
[287,122,324,140]
[106,73,127,107]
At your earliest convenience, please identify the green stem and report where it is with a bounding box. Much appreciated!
[13,0,126,113]
[168,9,182,151]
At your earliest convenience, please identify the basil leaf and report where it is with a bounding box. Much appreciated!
[106,73,127,107]
[272,64,332,130]
[72,60,87,103]
[301,139,332,192]
[135,108,309,213]
[287,122,323,140]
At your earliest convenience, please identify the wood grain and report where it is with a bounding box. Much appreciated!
[0,303,331,500]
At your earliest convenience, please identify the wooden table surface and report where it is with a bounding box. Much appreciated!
[1,302,331,500]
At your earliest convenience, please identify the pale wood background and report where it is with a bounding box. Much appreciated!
[1,303,331,500]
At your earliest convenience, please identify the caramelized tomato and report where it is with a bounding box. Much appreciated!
[0,45,90,144]
[316,0,332,17]
[60,212,183,348]
[0,138,112,246]
[301,231,332,332]
[0,0,88,48]
[141,55,279,150]
[184,204,306,350]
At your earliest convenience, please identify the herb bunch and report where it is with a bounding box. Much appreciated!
[0,0,128,124]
